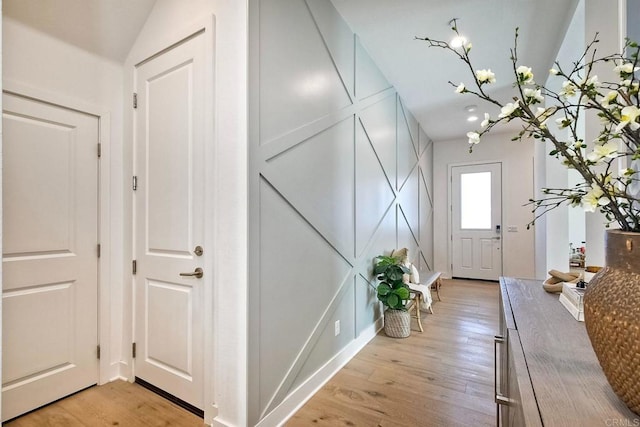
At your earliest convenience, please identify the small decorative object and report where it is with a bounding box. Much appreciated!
[584,230,640,415]
[543,269,580,293]
[559,282,585,322]
[583,265,603,282]
[374,253,411,338]
[417,22,640,414]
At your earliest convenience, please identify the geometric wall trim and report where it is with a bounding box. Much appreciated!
[362,204,397,285]
[359,94,397,185]
[397,99,419,190]
[305,0,355,97]
[355,274,382,336]
[398,204,419,266]
[288,276,356,393]
[249,0,434,423]
[258,178,353,416]
[419,125,429,156]
[398,165,420,243]
[265,116,355,256]
[401,99,420,155]
[258,0,352,144]
[355,119,395,257]
[355,36,391,100]
[420,167,434,273]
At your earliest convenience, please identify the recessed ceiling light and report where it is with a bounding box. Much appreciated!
[465,105,477,113]
[467,115,479,122]
[451,36,467,48]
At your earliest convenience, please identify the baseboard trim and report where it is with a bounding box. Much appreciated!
[254,317,383,427]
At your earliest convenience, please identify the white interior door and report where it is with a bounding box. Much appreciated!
[134,31,206,411]
[2,92,99,421]
[451,163,502,280]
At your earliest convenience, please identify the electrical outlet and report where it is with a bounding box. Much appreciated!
[507,226,518,232]
[334,320,341,336]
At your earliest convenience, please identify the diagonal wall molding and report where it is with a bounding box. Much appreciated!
[248,1,435,424]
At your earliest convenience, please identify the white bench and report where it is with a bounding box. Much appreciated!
[406,272,442,332]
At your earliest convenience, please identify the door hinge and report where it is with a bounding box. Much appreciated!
[97,345,101,360]
[132,260,137,275]
[133,176,138,191]
[97,143,102,158]
[97,243,101,258]
[133,93,138,109]
[132,342,137,358]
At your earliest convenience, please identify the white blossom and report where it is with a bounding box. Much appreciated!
[555,116,572,129]
[523,88,544,104]
[615,106,640,132]
[587,141,619,162]
[559,81,577,98]
[475,69,496,84]
[614,62,640,76]
[580,75,600,88]
[516,65,535,85]
[467,131,480,145]
[455,82,465,93]
[498,101,520,119]
[582,186,610,212]
[600,91,619,109]
[480,113,490,128]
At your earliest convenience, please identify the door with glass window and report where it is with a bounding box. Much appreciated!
[451,163,502,280]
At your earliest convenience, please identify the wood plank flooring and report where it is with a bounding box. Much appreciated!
[3,380,203,427]
[287,279,499,427]
[4,279,498,427]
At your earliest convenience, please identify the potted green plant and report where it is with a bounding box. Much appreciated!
[374,255,411,338]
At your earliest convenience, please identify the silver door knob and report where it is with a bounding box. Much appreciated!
[180,267,203,279]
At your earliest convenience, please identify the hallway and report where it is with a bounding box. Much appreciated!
[4,279,498,427]
[288,279,499,426]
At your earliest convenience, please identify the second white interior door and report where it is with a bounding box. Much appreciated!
[2,92,99,421]
[133,31,206,410]
[451,163,503,280]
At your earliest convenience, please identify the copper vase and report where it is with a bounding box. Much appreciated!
[584,229,640,415]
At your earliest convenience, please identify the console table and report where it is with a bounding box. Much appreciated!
[497,277,639,426]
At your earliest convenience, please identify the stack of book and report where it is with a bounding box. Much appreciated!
[559,282,585,321]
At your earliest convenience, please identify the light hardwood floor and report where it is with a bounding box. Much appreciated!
[287,279,499,427]
[3,380,203,427]
[4,279,498,427]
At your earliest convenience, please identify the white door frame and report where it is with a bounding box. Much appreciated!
[447,160,504,279]
[123,16,217,423]
[2,80,113,385]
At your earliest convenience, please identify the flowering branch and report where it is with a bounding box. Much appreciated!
[418,23,640,231]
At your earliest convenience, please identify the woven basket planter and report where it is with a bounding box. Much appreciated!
[584,230,640,415]
[384,309,410,338]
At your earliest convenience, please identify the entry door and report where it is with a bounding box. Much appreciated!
[451,163,502,280]
[2,93,99,421]
[134,31,206,410]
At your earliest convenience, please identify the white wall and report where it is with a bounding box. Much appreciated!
[3,15,124,383]
[583,0,623,267]
[534,0,583,277]
[122,1,248,426]
[434,131,536,279]
[0,1,4,417]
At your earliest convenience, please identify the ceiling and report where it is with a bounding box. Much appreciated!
[331,0,579,141]
[4,0,578,141]
[3,0,156,63]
